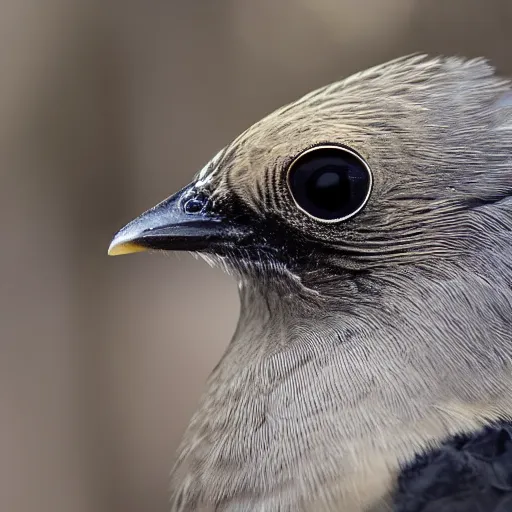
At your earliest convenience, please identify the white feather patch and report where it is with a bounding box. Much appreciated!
[195,149,224,187]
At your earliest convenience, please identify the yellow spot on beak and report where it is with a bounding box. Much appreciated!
[107,241,148,256]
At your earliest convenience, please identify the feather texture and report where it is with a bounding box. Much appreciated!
[160,55,512,510]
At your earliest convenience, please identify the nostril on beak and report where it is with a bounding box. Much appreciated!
[182,192,209,214]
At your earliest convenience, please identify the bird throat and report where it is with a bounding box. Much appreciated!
[170,273,512,511]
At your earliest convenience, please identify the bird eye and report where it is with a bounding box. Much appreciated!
[287,145,372,222]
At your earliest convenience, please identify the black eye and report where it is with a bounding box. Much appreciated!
[287,145,372,222]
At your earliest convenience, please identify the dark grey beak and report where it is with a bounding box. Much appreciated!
[108,183,252,256]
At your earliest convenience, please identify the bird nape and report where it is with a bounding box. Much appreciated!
[109,55,512,511]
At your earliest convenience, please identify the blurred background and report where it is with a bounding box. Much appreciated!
[1,1,511,511]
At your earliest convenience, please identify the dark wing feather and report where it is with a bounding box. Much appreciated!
[394,421,512,511]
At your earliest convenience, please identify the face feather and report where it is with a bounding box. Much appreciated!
[178,55,512,296]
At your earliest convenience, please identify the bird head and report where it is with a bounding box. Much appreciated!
[109,56,512,511]
[109,55,512,300]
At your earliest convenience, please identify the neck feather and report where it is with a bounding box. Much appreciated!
[170,260,512,511]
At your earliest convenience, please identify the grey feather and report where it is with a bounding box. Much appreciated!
[120,55,512,511]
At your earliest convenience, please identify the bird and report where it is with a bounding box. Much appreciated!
[108,55,512,511]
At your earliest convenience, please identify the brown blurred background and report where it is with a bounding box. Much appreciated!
[1,1,511,511]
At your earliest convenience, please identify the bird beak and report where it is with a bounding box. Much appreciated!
[108,183,252,256]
